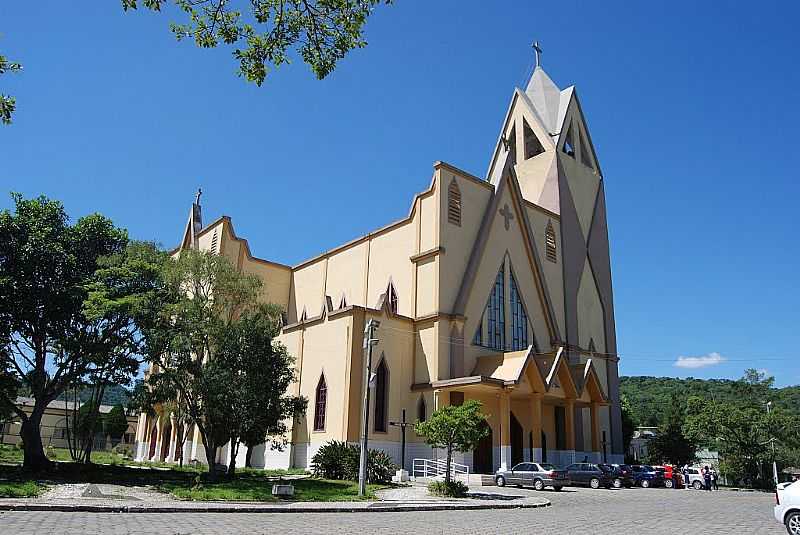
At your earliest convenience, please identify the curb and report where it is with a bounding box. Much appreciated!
[0,500,551,514]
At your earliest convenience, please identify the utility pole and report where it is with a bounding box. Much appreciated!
[358,319,380,497]
[767,402,779,485]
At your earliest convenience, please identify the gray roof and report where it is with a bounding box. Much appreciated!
[15,396,119,414]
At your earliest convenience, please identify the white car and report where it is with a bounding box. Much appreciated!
[775,480,800,534]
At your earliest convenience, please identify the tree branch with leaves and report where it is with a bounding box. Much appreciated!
[121,0,391,86]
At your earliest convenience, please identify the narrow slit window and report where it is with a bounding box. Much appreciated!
[523,119,545,159]
[374,359,389,432]
[313,374,327,431]
[562,124,575,157]
[510,272,529,350]
[447,179,462,226]
[210,229,219,254]
[417,396,427,423]
[473,265,505,350]
[507,125,517,165]
[387,282,398,314]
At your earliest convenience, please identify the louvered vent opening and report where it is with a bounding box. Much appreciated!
[210,229,219,254]
[545,221,557,263]
[447,179,462,226]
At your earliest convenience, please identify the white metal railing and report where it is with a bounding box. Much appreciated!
[412,458,469,480]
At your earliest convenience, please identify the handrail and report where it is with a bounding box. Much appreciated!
[412,458,470,479]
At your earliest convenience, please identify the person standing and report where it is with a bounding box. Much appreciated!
[711,468,718,490]
[703,465,712,491]
[683,465,690,490]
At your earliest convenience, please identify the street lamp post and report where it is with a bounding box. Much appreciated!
[358,319,380,497]
[767,402,778,485]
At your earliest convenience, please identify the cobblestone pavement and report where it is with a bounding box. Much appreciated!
[0,487,783,534]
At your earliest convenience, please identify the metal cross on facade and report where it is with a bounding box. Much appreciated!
[499,204,514,230]
[532,41,542,68]
[389,409,410,472]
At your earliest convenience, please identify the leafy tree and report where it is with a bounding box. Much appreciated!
[644,394,696,467]
[414,399,489,484]
[684,370,799,487]
[141,248,299,478]
[121,0,391,86]
[105,404,129,442]
[0,51,22,124]
[215,304,305,472]
[0,194,164,471]
[620,394,636,454]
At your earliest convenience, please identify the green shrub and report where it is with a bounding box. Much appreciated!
[311,441,359,481]
[311,440,398,484]
[428,480,468,497]
[366,449,397,484]
[111,443,133,459]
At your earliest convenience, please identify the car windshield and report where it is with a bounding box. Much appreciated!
[538,463,557,471]
[643,465,655,472]
[598,464,613,472]
[511,463,527,471]
[631,466,643,472]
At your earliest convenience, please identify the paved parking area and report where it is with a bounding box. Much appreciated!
[0,487,783,534]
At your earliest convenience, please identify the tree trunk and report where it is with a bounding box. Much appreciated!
[445,445,453,485]
[228,438,238,475]
[20,411,51,472]
[245,445,253,469]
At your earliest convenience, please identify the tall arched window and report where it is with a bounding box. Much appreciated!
[374,359,389,432]
[313,374,327,431]
[417,395,427,423]
[545,221,557,263]
[447,179,462,226]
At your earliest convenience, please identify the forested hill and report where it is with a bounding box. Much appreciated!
[620,375,800,428]
[54,385,131,407]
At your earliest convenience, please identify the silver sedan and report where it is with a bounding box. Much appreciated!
[495,462,570,491]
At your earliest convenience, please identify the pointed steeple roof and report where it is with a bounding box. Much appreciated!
[525,67,562,135]
[179,189,204,251]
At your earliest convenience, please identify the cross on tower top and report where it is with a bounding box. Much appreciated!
[532,41,542,68]
[195,187,203,206]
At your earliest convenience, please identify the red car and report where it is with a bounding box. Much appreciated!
[655,465,684,489]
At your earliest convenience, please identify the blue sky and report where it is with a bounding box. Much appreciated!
[1,1,798,385]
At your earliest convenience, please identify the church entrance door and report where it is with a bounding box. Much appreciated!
[473,421,493,474]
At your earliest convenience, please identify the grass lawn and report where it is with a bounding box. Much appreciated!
[0,480,46,498]
[159,477,384,502]
[0,444,130,466]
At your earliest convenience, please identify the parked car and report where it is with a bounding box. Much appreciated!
[775,480,800,534]
[564,463,614,489]
[607,464,635,488]
[682,467,706,490]
[630,465,664,488]
[495,462,569,491]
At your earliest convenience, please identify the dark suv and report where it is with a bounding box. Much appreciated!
[606,463,635,488]
[564,463,614,489]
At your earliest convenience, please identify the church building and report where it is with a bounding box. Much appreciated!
[134,55,625,472]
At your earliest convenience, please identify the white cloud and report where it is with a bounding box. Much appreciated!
[674,352,726,369]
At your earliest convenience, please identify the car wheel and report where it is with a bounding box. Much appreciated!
[496,475,506,487]
[693,480,702,490]
[641,479,650,488]
[553,486,563,492]
[612,478,622,489]
[533,479,545,491]
[665,479,674,489]
[786,511,800,535]
[590,478,601,489]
